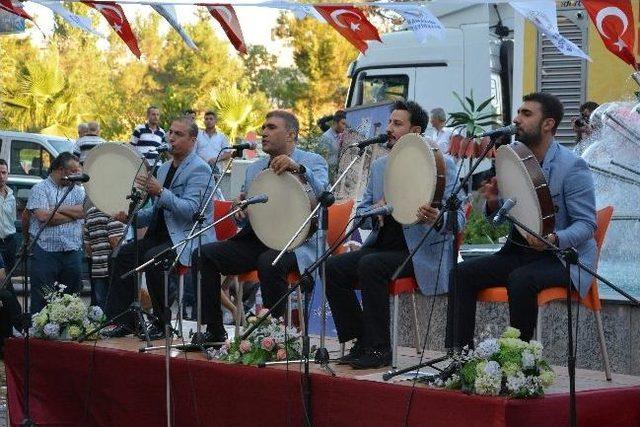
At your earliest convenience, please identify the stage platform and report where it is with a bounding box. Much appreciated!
[4,329,640,427]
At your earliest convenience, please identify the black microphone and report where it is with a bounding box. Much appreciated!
[63,173,90,183]
[226,142,257,151]
[348,133,389,149]
[238,193,269,208]
[478,124,517,138]
[493,198,517,226]
[356,204,393,218]
[154,144,172,153]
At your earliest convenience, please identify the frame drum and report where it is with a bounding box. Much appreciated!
[246,169,317,251]
[83,143,148,217]
[383,133,445,225]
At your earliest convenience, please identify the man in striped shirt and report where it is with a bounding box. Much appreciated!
[73,121,105,164]
[130,106,166,163]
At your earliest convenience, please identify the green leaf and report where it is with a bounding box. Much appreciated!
[476,112,500,121]
[477,120,502,127]
[476,96,495,112]
[453,91,472,115]
[465,96,475,111]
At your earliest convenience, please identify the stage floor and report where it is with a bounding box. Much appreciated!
[4,322,640,426]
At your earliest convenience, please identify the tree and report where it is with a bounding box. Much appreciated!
[209,85,269,143]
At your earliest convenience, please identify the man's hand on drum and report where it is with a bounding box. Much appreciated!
[270,155,300,175]
[525,232,556,252]
[417,205,439,224]
[233,193,248,221]
[134,174,163,196]
[479,176,500,212]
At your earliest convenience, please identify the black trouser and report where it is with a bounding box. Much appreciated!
[445,247,568,349]
[325,247,414,348]
[193,228,298,334]
[105,237,175,328]
[0,233,16,277]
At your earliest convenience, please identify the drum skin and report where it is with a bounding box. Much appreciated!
[384,133,445,225]
[83,143,148,217]
[495,142,555,237]
[246,170,317,251]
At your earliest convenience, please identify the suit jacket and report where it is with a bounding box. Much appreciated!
[495,141,597,297]
[359,153,465,295]
[241,148,329,274]
[138,150,215,266]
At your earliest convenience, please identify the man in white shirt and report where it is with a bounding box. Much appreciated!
[429,107,452,154]
[73,121,106,163]
[196,111,233,173]
[0,160,16,276]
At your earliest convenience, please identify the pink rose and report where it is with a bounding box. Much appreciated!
[261,336,276,351]
[276,348,287,361]
[239,340,251,353]
[258,308,270,317]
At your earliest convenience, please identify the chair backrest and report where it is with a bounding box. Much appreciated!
[327,199,355,254]
[583,205,614,310]
[213,200,239,241]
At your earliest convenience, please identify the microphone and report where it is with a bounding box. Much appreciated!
[63,173,90,183]
[348,133,389,149]
[238,193,269,208]
[356,204,393,218]
[493,198,517,226]
[226,142,257,151]
[154,144,172,153]
[478,124,517,138]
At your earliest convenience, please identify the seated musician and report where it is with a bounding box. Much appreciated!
[445,92,597,350]
[104,117,216,339]
[326,101,464,369]
[193,110,328,344]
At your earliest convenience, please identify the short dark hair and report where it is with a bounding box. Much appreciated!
[173,117,199,138]
[392,100,429,133]
[204,111,217,118]
[580,101,599,113]
[0,159,7,168]
[334,110,346,122]
[266,110,299,141]
[185,109,196,115]
[522,92,564,133]
[147,106,159,114]
[50,152,79,173]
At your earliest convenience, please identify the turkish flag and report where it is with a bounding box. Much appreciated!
[583,0,637,68]
[83,2,141,58]
[203,4,247,55]
[0,0,32,21]
[314,5,381,53]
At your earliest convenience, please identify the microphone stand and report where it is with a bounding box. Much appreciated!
[383,133,503,381]
[499,214,640,427]
[1,182,77,427]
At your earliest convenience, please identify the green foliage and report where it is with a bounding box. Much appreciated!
[463,210,509,244]
[446,91,502,138]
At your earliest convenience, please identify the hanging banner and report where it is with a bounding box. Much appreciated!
[511,0,590,60]
[314,5,381,54]
[151,4,197,50]
[31,0,103,37]
[582,0,637,68]
[0,0,32,21]
[0,8,25,33]
[204,4,247,54]
[379,3,445,42]
[83,2,141,58]
[259,1,319,20]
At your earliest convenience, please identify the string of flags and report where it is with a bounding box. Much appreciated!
[1,0,637,68]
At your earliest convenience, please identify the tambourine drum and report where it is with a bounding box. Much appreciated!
[495,142,555,237]
[246,170,317,251]
[383,133,446,225]
[83,143,149,217]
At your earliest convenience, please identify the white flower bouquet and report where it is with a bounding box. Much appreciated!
[210,309,302,365]
[436,327,555,398]
[31,284,106,341]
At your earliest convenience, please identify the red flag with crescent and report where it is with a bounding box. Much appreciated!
[203,4,247,55]
[0,0,33,21]
[583,0,637,68]
[83,1,141,58]
[314,5,381,53]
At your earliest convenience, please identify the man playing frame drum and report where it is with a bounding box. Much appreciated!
[193,110,328,344]
[326,101,464,369]
[445,92,597,350]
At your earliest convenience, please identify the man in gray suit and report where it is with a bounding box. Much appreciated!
[325,101,464,369]
[445,92,597,350]
[104,117,215,339]
[193,110,329,344]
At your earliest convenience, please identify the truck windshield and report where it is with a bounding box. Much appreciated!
[360,75,409,105]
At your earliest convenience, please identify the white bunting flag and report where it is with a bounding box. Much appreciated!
[151,4,197,50]
[380,3,445,43]
[32,0,103,37]
[258,1,320,20]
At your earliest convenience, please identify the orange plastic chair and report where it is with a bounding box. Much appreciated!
[477,206,614,379]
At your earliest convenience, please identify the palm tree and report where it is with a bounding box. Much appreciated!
[209,86,269,143]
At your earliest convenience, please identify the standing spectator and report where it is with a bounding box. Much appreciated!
[73,121,106,164]
[77,123,88,139]
[0,160,17,277]
[84,202,124,309]
[429,107,452,153]
[185,109,197,122]
[196,111,232,174]
[573,101,599,143]
[130,106,166,163]
[26,152,85,313]
[321,110,347,170]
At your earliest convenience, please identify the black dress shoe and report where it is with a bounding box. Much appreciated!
[101,324,132,338]
[191,329,227,347]
[337,340,364,365]
[144,324,165,341]
[350,346,392,370]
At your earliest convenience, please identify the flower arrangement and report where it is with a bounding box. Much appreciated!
[211,310,302,365]
[31,284,106,341]
[435,327,555,398]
